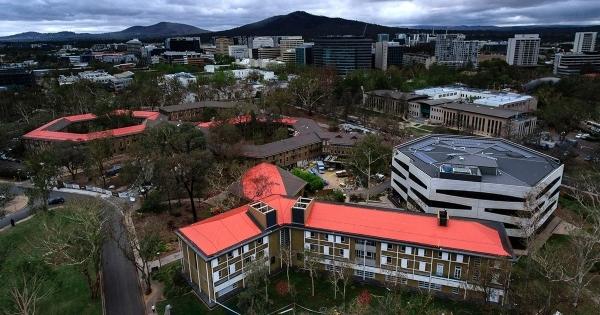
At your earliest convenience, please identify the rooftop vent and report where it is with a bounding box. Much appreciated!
[291,197,314,225]
[247,201,277,230]
[438,210,449,227]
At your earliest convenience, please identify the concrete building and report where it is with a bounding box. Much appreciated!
[573,32,597,53]
[391,135,563,247]
[362,90,428,118]
[252,37,275,49]
[279,36,304,53]
[506,34,540,67]
[162,51,206,66]
[414,86,537,112]
[428,102,538,138]
[553,52,600,76]
[435,34,481,68]
[215,37,234,55]
[228,45,249,60]
[163,72,197,87]
[251,47,281,60]
[374,41,403,70]
[177,194,514,307]
[126,38,143,57]
[165,37,202,52]
[281,49,297,64]
[407,33,436,46]
[313,36,373,75]
[403,53,436,69]
[377,33,390,42]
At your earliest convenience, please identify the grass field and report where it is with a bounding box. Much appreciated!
[0,212,102,315]
[154,261,486,314]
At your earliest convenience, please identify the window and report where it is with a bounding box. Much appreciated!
[244,257,251,264]
[256,237,263,245]
[386,256,393,264]
[219,269,227,278]
[270,256,275,264]
[456,254,464,263]
[454,266,462,279]
[436,263,444,277]
[228,251,233,258]
[417,248,425,257]
[411,188,472,210]
[452,287,460,295]
[409,173,427,189]
[418,261,427,271]
[436,189,525,202]
[354,270,376,279]
[418,281,429,289]
[310,231,317,239]
[401,258,408,269]
[388,244,395,251]
[338,249,344,256]
[310,244,318,252]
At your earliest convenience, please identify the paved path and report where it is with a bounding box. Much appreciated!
[102,197,145,315]
[148,251,182,270]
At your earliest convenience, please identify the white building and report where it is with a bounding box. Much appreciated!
[573,32,597,53]
[279,36,304,53]
[232,69,275,81]
[391,135,563,245]
[126,38,143,56]
[164,72,197,87]
[414,86,537,112]
[435,34,482,68]
[228,45,249,60]
[252,36,275,48]
[506,34,540,67]
[374,41,401,70]
[553,52,600,76]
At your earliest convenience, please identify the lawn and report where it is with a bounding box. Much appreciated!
[0,212,102,315]
[154,262,487,314]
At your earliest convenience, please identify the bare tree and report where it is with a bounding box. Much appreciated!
[280,244,294,286]
[7,274,51,315]
[38,199,107,299]
[24,150,59,212]
[338,261,354,304]
[237,258,270,314]
[289,67,336,115]
[301,249,321,297]
[327,260,340,300]
[345,134,392,203]
[0,183,15,219]
[85,139,112,188]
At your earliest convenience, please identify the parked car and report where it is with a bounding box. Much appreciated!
[48,197,65,205]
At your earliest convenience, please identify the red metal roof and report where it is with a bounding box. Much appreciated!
[23,111,160,142]
[196,115,298,128]
[178,195,512,258]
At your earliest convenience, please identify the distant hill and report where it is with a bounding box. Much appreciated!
[0,22,209,42]
[202,11,410,39]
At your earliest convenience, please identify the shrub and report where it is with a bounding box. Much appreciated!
[291,168,324,193]
[140,190,163,213]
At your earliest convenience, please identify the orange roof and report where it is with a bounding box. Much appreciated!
[23,110,160,142]
[197,115,298,128]
[239,162,307,200]
[178,195,512,258]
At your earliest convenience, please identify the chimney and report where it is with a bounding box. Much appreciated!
[291,197,315,225]
[438,210,448,226]
[247,201,277,230]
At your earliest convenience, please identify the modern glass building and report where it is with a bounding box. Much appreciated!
[313,36,373,75]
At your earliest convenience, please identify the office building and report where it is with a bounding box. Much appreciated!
[228,45,249,60]
[215,37,234,55]
[295,43,314,65]
[403,53,436,69]
[362,90,428,118]
[435,34,482,68]
[126,38,143,57]
[165,37,202,52]
[553,52,600,76]
[374,41,403,70]
[407,33,436,47]
[391,135,563,246]
[177,193,514,307]
[573,32,597,53]
[281,49,296,64]
[313,36,373,75]
[506,34,540,67]
[252,47,281,60]
[414,86,537,112]
[252,37,275,49]
[0,68,35,87]
[377,33,390,42]
[162,51,206,66]
[279,36,304,53]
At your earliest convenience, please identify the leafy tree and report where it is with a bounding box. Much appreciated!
[85,139,112,188]
[54,142,88,181]
[24,149,59,211]
[291,168,324,193]
[237,258,270,315]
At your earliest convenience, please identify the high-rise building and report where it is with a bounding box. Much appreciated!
[295,43,314,65]
[506,34,540,67]
[165,37,202,52]
[435,34,481,68]
[126,38,143,57]
[573,32,597,53]
[313,36,373,75]
[377,33,389,42]
[215,37,234,55]
[252,36,275,48]
[279,36,304,55]
[374,41,403,70]
[228,45,249,59]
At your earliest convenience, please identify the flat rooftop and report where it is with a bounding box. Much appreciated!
[396,135,562,186]
[438,102,524,119]
[414,85,533,107]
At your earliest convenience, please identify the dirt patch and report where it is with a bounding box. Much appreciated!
[1,195,28,214]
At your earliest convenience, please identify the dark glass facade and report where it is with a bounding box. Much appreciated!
[313,37,373,75]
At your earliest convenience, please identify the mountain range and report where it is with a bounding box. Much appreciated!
[0,22,209,42]
[1,11,599,42]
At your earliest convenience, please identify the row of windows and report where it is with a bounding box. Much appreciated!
[536,177,562,199]
[411,188,472,210]
[436,189,525,202]
[409,173,428,190]
[391,165,406,180]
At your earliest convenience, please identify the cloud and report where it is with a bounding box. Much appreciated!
[0,0,598,36]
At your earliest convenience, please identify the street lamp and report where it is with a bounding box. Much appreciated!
[157,252,161,268]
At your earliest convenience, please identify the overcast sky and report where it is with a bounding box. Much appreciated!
[1,0,599,36]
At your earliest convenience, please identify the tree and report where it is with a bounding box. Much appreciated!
[291,168,324,193]
[328,260,341,300]
[289,67,336,115]
[301,249,321,297]
[54,143,88,181]
[85,139,112,188]
[0,183,14,218]
[345,134,392,202]
[280,244,294,287]
[237,258,270,315]
[338,261,354,304]
[8,274,51,315]
[24,150,59,211]
[38,199,107,299]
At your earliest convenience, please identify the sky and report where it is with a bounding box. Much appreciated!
[1,0,599,36]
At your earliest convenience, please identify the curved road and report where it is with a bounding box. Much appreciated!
[0,183,144,315]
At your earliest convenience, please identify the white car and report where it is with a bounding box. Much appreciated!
[575,133,583,139]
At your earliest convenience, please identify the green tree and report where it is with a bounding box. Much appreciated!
[24,149,60,211]
[54,142,88,181]
[291,168,324,193]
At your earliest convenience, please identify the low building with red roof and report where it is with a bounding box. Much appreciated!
[176,194,514,307]
[228,162,307,201]
[22,110,165,153]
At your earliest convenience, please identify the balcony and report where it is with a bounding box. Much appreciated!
[355,258,377,267]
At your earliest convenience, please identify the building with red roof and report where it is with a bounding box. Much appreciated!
[176,194,514,307]
[22,110,165,153]
[228,162,307,200]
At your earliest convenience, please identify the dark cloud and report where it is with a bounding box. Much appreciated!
[0,0,598,36]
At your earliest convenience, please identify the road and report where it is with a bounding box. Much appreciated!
[1,182,145,315]
[102,197,145,315]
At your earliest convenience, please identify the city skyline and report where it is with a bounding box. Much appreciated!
[1,0,600,36]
